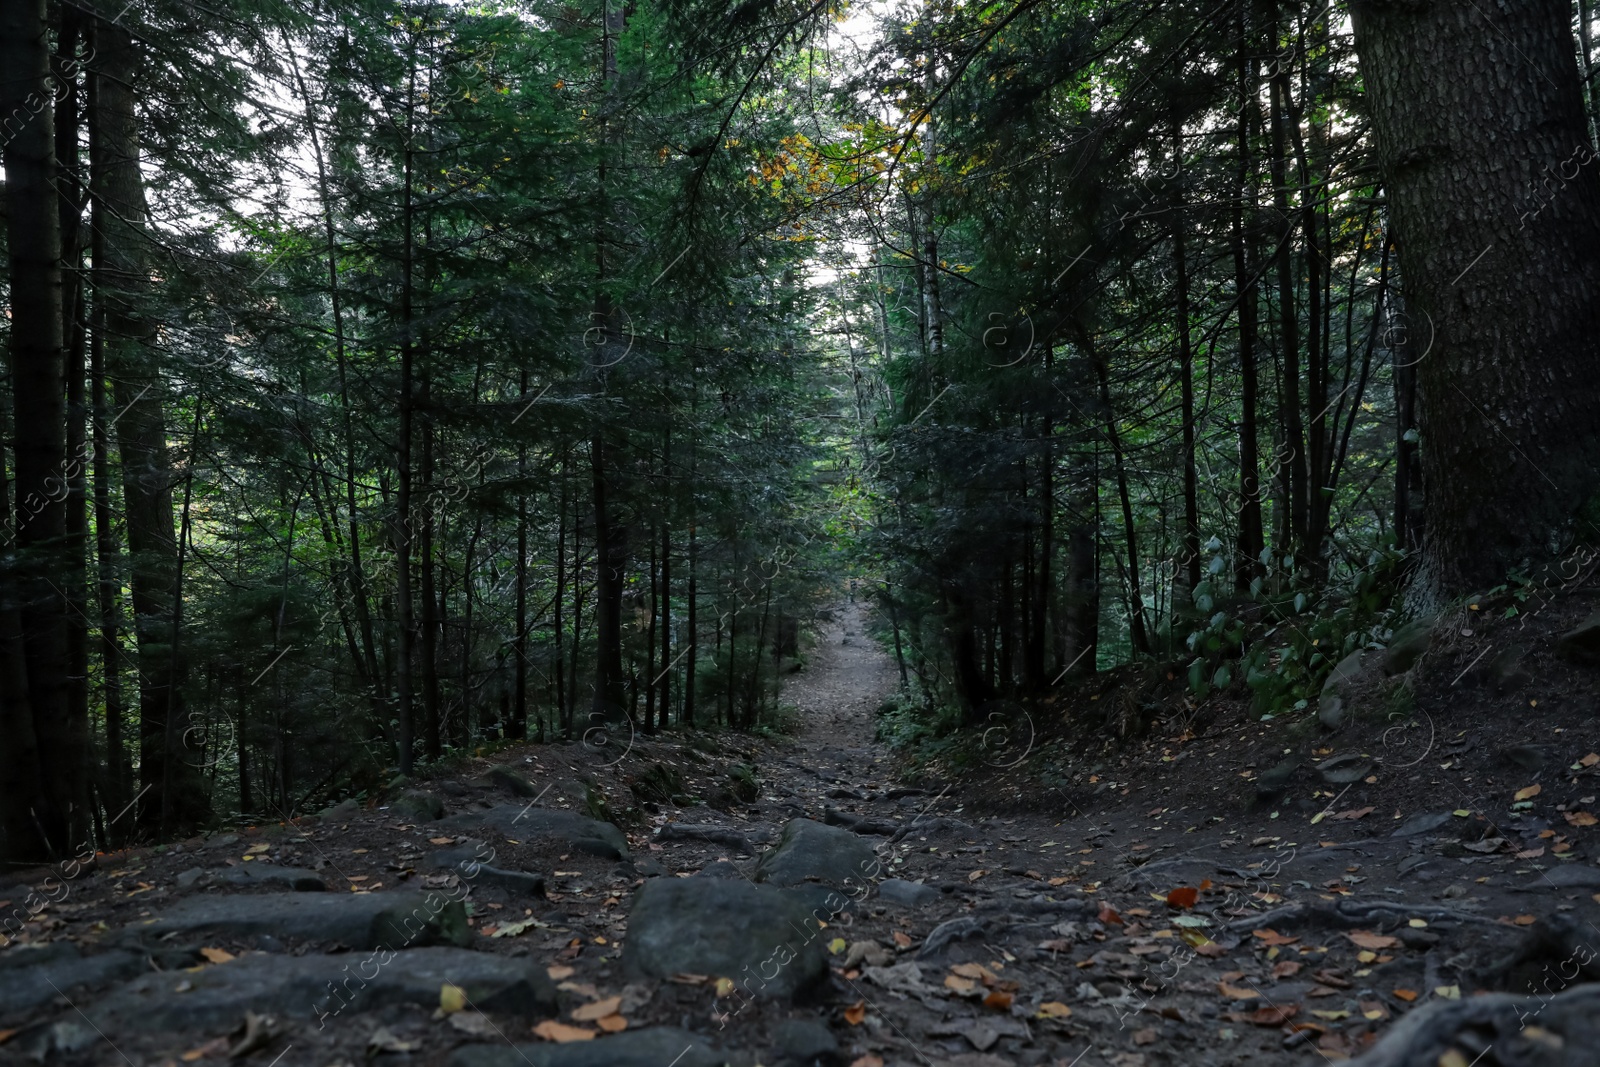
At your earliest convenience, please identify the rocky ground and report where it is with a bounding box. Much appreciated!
[5,600,1600,1066]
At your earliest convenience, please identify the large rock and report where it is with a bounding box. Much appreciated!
[621,878,830,997]
[1317,650,1367,729]
[433,805,629,860]
[755,818,880,891]
[119,890,470,950]
[448,1028,722,1067]
[87,947,556,1033]
[1557,610,1600,663]
[0,943,144,1024]
[429,841,545,897]
[1382,618,1435,675]
[216,863,326,891]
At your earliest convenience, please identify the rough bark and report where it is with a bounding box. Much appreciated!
[1351,0,1600,596]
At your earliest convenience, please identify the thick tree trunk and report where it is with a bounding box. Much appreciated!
[1351,0,1600,595]
[91,16,208,837]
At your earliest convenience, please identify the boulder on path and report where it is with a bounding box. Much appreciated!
[876,878,941,907]
[1557,609,1600,663]
[0,943,144,1024]
[1349,982,1600,1066]
[621,878,830,997]
[427,840,546,896]
[448,1028,722,1067]
[119,890,470,951]
[391,790,445,821]
[433,805,629,860]
[216,863,327,891]
[87,947,557,1033]
[755,817,879,891]
[1392,811,1453,838]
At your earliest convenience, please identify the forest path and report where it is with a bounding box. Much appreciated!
[5,606,1600,1066]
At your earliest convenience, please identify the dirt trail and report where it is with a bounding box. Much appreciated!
[5,603,1600,1066]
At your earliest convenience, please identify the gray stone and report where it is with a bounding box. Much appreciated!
[176,866,207,888]
[433,805,629,860]
[447,1028,722,1067]
[319,798,361,822]
[218,863,327,891]
[1558,610,1600,663]
[694,858,745,879]
[391,790,445,821]
[0,944,144,1023]
[876,878,940,907]
[621,878,830,997]
[120,890,470,950]
[1317,693,1347,729]
[87,947,556,1033]
[1256,755,1302,799]
[428,843,546,896]
[1383,618,1435,675]
[767,1018,838,1063]
[487,766,540,797]
[1392,811,1453,838]
[1534,864,1600,888]
[1318,753,1374,784]
[755,818,879,891]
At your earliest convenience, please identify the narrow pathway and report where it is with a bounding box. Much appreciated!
[3,604,1595,1066]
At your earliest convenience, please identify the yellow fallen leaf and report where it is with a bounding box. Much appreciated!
[1311,1010,1350,1020]
[1407,919,1428,929]
[532,1020,595,1043]
[199,947,234,964]
[714,977,735,997]
[1514,915,1537,925]
[1515,784,1542,801]
[829,937,847,954]
[1037,1001,1072,1018]
[245,844,270,855]
[1565,811,1598,827]
[1434,985,1461,1000]
[1438,1051,1470,1067]
[440,983,468,1014]
[1357,950,1377,964]
[571,997,622,1022]
[945,974,976,993]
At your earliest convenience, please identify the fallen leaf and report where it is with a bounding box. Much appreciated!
[440,983,468,1014]
[595,1014,627,1033]
[198,947,234,964]
[1273,960,1302,979]
[179,1037,229,1061]
[546,965,574,980]
[1253,929,1299,946]
[1166,886,1199,909]
[1218,981,1259,1000]
[1565,811,1598,827]
[892,931,912,949]
[951,963,991,980]
[829,937,847,954]
[848,1057,884,1067]
[1438,1051,1471,1067]
[844,1000,866,1025]
[1311,1010,1350,1020]
[1248,1004,1299,1026]
[714,977,735,997]
[0,1030,15,1047]
[532,1020,595,1042]
[429,836,454,845]
[1133,1027,1156,1045]
[968,869,988,882]
[1581,753,1600,768]
[1195,942,1228,958]
[1099,903,1124,925]
[1434,985,1461,1000]
[1393,988,1419,1001]
[1516,784,1542,801]
[571,997,622,1022]
[1037,1002,1072,1019]
[245,843,269,855]
[1517,847,1546,859]
[983,990,1014,1011]
[448,1013,499,1038]
[945,974,977,994]
[1346,930,1398,950]
[1332,807,1375,821]
[1514,915,1537,926]
[368,1027,421,1053]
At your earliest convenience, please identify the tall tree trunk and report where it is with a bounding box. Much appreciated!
[90,16,207,836]
[589,0,630,727]
[1351,0,1600,595]
[394,37,419,776]
[1171,118,1201,596]
[1233,5,1265,589]
[91,295,127,828]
